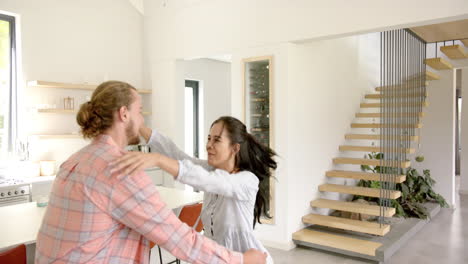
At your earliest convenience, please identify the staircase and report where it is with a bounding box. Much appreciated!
[292,37,468,261]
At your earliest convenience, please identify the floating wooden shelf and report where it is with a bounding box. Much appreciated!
[302,213,390,236]
[37,109,76,114]
[311,198,395,217]
[251,114,269,117]
[440,45,467,59]
[326,170,406,183]
[355,112,425,118]
[344,134,419,141]
[251,98,266,102]
[251,128,269,132]
[292,229,383,256]
[28,80,152,94]
[37,108,151,116]
[424,58,453,70]
[32,134,82,139]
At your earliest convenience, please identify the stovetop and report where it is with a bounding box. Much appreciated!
[0,178,27,188]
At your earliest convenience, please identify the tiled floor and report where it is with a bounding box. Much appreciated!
[154,176,467,263]
[268,177,467,264]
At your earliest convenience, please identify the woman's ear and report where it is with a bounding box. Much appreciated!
[232,143,240,155]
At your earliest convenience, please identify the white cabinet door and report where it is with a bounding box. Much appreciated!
[145,168,163,186]
[31,181,53,201]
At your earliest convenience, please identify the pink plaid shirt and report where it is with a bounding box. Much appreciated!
[35,135,243,264]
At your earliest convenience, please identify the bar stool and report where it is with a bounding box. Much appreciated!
[150,202,204,264]
[0,244,27,264]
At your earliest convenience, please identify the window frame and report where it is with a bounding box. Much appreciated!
[0,13,17,153]
[185,80,200,158]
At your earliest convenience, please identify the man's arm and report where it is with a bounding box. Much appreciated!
[99,169,265,264]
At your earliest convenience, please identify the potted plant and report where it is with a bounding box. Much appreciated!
[355,153,448,219]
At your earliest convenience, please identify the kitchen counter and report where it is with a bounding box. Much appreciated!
[0,186,203,250]
[20,167,161,184]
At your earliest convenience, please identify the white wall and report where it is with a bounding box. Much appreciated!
[284,34,381,243]
[231,43,292,248]
[461,68,468,194]
[0,0,144,167]
[412,70,457,207]
[183,58,231,159]
[142,0,468,250]
[229,34,381,249]
[144,0,468,60]
[157,59,231,189]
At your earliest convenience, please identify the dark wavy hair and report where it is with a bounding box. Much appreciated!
[211,116,277,228]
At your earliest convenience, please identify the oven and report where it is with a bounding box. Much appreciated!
[0,182,31,207]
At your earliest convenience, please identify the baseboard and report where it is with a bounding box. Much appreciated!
[259,239,296,251]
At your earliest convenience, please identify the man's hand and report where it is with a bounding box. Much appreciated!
[243,249,267,264]
[110,152,160,176]
[139,125,152,143]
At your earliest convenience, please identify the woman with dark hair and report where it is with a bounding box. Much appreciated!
[111,116,276,263]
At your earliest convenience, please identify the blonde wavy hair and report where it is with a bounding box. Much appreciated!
[77,81,136,139]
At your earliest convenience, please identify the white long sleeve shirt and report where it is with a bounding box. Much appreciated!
[147,130,273,263]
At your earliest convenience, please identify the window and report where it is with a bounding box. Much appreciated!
[184,80,200,157]
[0,14,17,158]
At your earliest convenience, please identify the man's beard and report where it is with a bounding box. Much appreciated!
[126,119,140,145]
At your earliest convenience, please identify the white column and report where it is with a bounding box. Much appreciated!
[460,68,468,195]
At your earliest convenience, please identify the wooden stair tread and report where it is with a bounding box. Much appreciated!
[462,39,468,48]
[424,58,453,70]
[426,70,440,80]
[351,123,422,129]
[311,198,395,217]
[333,157,410,168]
[365,93,427,99]
[319,183,402,199]
[292,228,383,256]
[375,83,428,91]
[339,145,415,154]
[302,213,390,236]
[326,170,406,183]
[440,45,467,59]
[345,134,419,141]
[360,102,429,108]
[355,112,425,118]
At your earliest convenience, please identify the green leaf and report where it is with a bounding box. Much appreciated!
[376,153,384,160]
[370,181,381,189]
[354,152,449,219]
[406,176,414,189]
[401,183,410,198]
[419,184,429,194]
[361,165,372,172]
